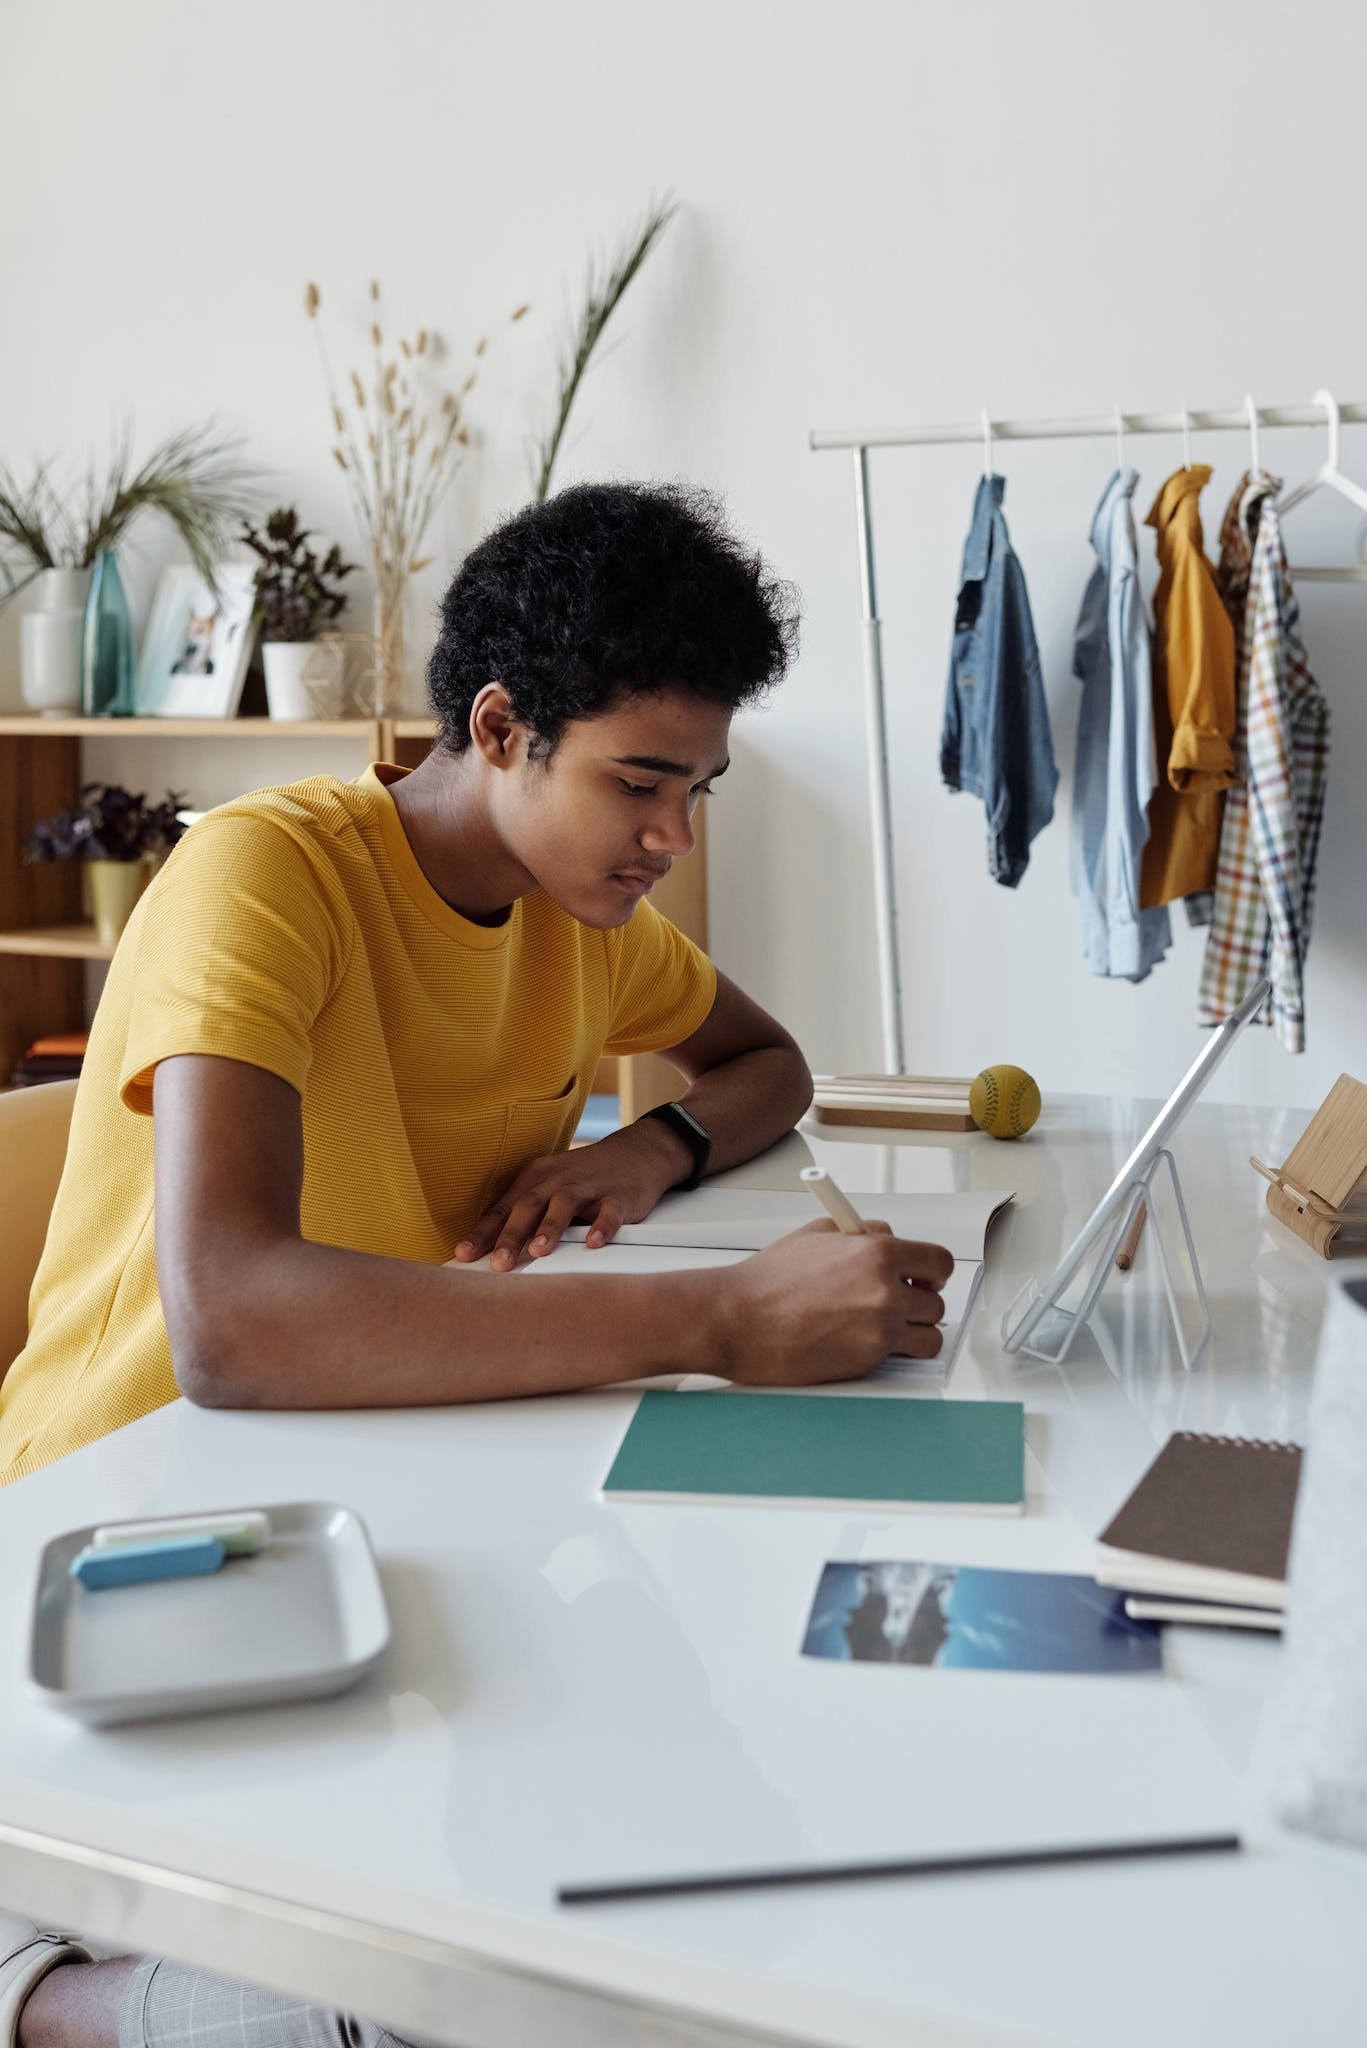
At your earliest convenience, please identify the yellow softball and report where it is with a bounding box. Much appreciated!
[969,1064,1041,1141]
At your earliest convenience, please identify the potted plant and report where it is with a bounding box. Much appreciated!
[23,783,188,947]
[0,424,256,716]
[305,280,529,714]
[242,507,357,718]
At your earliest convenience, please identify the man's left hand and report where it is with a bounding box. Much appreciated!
[450,1118,692,1271]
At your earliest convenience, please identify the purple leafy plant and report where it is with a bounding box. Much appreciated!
[23,783,188,864]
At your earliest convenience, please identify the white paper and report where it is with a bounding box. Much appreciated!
[560,1186,1012,1263]
[518,1242,984,1380]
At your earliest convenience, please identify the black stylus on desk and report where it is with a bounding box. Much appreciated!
[557,1832,1243,1906]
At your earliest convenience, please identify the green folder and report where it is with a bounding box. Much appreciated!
[603,1391,1025,1513]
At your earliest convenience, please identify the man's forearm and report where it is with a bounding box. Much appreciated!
[157,1037,813,1412]
[669,1041,813,1179]
[174,1235,732,1411]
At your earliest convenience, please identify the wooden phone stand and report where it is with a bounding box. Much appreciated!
[1251,1073,1367,1258]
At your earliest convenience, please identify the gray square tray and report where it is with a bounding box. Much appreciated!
[29,1501,390,1726]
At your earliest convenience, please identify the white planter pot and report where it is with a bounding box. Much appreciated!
[34,566,93,614]
[20,569,92,714]
[263,639,346,720]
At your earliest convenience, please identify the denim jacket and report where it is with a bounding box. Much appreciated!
[1069,468,1172,981]
[940,474,1057,886]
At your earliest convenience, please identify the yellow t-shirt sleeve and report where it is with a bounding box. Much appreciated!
[119,814,352,1114]
[602,899,717,1057]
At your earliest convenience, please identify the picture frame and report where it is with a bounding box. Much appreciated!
[135,562,258,719]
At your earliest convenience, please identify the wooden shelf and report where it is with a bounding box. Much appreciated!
[0,717,380,740]
[0,924,117,961]
[0,711,708,1109]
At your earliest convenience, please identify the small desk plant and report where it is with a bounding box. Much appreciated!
[242,506,357,719]
[23,783,187,947]
[0,425,255,717]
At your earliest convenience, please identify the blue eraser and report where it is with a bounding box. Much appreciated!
[69,1535,227,1589]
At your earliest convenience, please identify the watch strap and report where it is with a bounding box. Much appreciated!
[640,1101,711,1192]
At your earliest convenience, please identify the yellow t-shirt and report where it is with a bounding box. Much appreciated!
[0,765,716,1486]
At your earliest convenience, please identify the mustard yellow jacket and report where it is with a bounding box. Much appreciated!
[1139,465,1238,910]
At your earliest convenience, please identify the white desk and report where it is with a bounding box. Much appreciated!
[2,1094,1363,2048]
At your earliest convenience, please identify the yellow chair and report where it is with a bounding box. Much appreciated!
[0,1080,77,1379]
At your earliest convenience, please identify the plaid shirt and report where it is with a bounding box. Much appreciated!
[1198,471,1330,1051]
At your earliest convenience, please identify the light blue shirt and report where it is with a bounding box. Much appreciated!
[1069,469,1171,981]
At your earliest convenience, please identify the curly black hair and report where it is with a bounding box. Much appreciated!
[426,480,799,757]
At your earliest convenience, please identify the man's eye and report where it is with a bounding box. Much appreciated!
[619,780,658,797]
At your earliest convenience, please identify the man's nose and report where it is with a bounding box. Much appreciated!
[640,800,694,860]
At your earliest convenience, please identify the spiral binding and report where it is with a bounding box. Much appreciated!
[1176,1431,1299,1452]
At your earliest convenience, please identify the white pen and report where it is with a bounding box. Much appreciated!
[799,1165,869,1236]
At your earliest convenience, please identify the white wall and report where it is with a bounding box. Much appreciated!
[2,0,1363,1109]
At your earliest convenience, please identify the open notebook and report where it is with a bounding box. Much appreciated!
[517,1186,1013,1381]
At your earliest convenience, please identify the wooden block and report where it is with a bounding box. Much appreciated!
[811,1100,977,1132]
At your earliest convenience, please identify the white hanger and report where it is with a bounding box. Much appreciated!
[1114,402,1127,469]
[1180,398,1193,471]
[1244,393,1261,474]
[980,407,993,479]
[1278,389,1367,518]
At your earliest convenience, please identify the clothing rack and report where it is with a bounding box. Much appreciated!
[809,399,1367,1072]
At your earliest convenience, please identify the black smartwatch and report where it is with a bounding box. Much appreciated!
[640,1100,712,1191]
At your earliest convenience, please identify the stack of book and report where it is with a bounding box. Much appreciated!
[810,1074,976,1131]
[10,1032,88,1089]
[1095,1432,1303,1631]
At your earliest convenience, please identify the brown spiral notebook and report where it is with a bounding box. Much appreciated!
[1094,1432,1303,1613]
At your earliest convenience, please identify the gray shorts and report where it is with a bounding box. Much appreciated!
[119,1955,449,2048]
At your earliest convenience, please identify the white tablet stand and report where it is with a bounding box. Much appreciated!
[1002,1148,1211,1372]
[1000,981,1269,1373]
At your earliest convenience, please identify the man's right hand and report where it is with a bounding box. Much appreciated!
[716,1219,953,1387]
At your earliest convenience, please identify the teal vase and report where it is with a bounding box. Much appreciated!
[82,550,136,716]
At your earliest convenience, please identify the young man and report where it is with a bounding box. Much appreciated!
[2,481,948,1486]
[0,482,948,2048]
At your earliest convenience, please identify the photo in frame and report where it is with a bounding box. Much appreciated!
[135,562,258,718]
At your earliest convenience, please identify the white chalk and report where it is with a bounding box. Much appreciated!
[92,1510,272,1558]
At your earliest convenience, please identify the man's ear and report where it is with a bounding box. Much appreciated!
[469,683,522,768]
